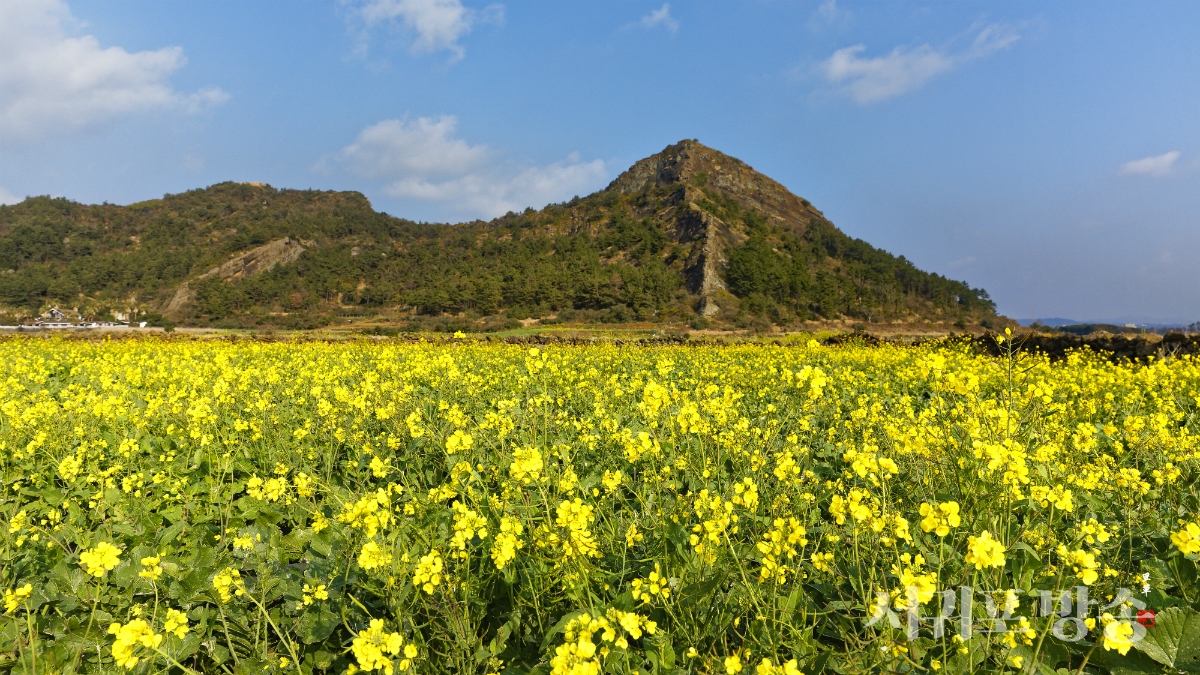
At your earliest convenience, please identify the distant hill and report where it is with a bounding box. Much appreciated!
[1018,318,1079,328]
[0,140,1000,330]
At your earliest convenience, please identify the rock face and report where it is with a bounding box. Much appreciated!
[609,139,827,229]
[605,140,831,313]
[166,238,306,316]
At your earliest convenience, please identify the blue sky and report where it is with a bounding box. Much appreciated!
[1,0,1197,323]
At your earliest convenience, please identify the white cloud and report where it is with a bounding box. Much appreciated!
[323,116,608,219]
[0,0,228,144]
[1119,151,1180,177]
[639,4,678,33]
[330,116,488,178]
[820,23,1019,103]
[809,0,851,28]
[348,0,503,59]
[948,255,976,269]
[0,186,21,205]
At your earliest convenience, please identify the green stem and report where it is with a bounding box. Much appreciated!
[245,590,304,675]
[26,603,37,675]
[152,645,203,675]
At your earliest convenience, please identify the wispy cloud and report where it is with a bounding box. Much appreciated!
[0,0,228,145]
[0,186,21,205]
[809,0,851,29]
[639,4,678,34]
[346,0,503,61]
[320,116,608,219]
[820,23,1019,103]
[1119,151,1180,177]
[948,255,976,269]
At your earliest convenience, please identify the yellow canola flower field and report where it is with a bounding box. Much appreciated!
[2,336,1200,675]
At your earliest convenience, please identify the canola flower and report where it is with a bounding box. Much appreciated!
[1172,520,1200,554]
[352,619,414,674]
[918,501,961,537]
[1101,618,1136,655]
[4,584,32,613]
[108,619,162,669]
[138,554,163,580]
[412,550,444,594]
[2,336,1200,674]
[80,541,122,577]
[490,515,525,569]
[212,568,245,603]
[964,531,1006,569]
[163,608,189,638]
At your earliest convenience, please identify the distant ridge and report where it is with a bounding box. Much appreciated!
[1019,318,1079,328]
[0,140,1001,330]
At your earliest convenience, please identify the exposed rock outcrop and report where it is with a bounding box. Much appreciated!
[608,139,828,233]
[166,238,306,317]
[605,140,825,313]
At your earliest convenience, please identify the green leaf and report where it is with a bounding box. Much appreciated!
[1139,559,1173,591]
[489,623,512,656]
[540,610,590,651]
[655,640,675,670]
[678,574,724,610]
[296,606,340,645]
[157,520,186,546]
[1092,645,1163,675]
[1011,541,1042,561]
[1133,606,1200,671]
[944,637,985,675]
[309,528,335,558]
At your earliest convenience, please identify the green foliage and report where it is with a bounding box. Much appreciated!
[0,167,998,328]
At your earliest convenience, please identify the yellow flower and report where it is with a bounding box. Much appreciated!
[358,541,393,572]
[601,470,624,493]
[625,523,643,548]
[756,658,803,675]
[445,429,473,454]
[412,550,444,594]
[1171,522,1200,555]
[108,619,163,669]
[4,584,33,613]
[450,501,488,556]
[918,502,961,537]
[725,655,744,674]
[58,455,82,482]
[965,531,1006,569]
[490,516,525,569]
[302,583,329,606]
[556,499,599,560]
[1057,546,1100,585]
[212,567,245,603]
[631,564,671,603]
[352,619,405,674]
[246,475,265,499]
[509,447,544,484]
[1102,620,1135,655]
[163,608,189,638]
[8,509,27,534]
[138,555,163,580]
[80,542,122,577]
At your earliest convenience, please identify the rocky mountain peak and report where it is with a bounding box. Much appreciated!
[607,140,826,234]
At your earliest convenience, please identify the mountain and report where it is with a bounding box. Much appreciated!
[0,140,999,330]
[1018,318,1079,328]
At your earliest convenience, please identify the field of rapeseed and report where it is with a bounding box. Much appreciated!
[3,335,1200,675]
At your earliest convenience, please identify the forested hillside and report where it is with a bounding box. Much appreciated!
[0,141,998,329]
